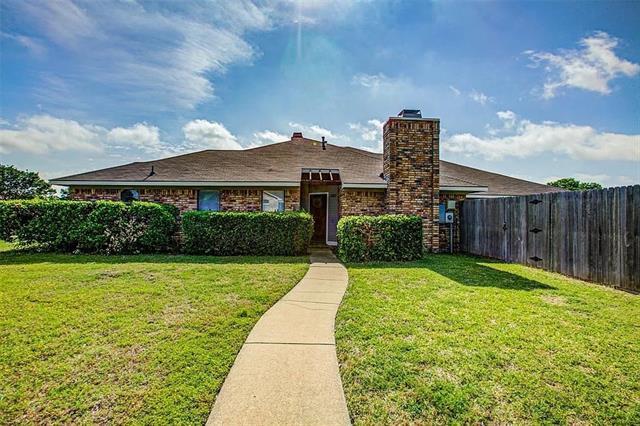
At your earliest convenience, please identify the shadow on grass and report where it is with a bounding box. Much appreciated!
[0,247,310,266]
[347,254,556,291]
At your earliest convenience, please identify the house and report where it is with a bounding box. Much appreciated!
[50,109,561,252]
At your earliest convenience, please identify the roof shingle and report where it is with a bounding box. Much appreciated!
[51,137,561,196]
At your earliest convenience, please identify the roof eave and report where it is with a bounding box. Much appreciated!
[49,180,301,187]
[341,182,387,189]
[440,186,489,193]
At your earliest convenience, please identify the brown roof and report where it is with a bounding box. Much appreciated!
[440,161,563,196]
[51,136,561,196]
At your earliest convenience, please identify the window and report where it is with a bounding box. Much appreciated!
[120,189,139,202]
[262,190,285,212]
[198,190,220,211]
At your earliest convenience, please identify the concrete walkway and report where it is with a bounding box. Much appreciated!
[206,248,351,426]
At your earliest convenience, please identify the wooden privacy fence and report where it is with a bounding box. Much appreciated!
[460,185,639,293]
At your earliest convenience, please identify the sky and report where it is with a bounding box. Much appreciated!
[1,0,639,187]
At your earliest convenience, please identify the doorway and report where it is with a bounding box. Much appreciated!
[309,193,328,244]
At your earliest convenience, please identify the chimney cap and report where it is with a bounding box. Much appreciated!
[292,131,303,139]
[398,109,422,118]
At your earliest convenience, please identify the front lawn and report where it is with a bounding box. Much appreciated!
[336,255,640,424]
[0,242,308,424]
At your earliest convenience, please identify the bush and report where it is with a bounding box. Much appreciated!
[337,214,423,262]
[181,211,313,256]
[0,199,178,253]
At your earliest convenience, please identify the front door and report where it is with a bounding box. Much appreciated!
[310,194,327,243]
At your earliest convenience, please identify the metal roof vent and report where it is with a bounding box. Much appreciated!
[398,109,422,118]
[292,132,303,139]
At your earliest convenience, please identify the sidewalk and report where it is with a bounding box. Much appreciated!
[206,248,351,425]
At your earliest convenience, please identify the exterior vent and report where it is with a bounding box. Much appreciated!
[398,109,422,118]
[292,132,303,139]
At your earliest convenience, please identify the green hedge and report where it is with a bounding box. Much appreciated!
[181,211,313,256]
[0,199,178,253]
[337,214,423,262]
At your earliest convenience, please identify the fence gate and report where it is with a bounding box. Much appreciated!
[460,186,640,293]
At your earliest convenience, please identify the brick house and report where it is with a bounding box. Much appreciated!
[51,109,561,252]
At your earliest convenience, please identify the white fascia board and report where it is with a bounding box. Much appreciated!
[466,193,512,199]
[49,180,301,187]
[440,186,489,192]
[341,183,387,189]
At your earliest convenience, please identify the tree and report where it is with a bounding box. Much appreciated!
[0,164,55,200]
[547,177,603,191]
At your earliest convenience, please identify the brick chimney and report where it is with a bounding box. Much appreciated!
[383,109,440,251]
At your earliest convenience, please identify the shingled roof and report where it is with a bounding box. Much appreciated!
[50,136,561,197]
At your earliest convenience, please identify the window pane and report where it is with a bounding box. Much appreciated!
[198,190,220,211]
[121,189,139,202]
[262,190,284,212]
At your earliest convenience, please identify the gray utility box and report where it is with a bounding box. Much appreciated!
[444,211,454,224]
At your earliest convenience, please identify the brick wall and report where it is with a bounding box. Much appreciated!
[70,187,120,202]
[70,187,304,213]
[285,188,300,211]
[438,193,466,252]
[220,189,261,211]
[340,190,385,216]
[70,187,197,212]
[140,188,197,211]
[383,117,440,251]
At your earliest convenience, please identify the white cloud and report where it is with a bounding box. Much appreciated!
[526,31,640,98]
[348,119,384,152]
[352,73,390,89]
[182,119,243,150]
[0,115,246,157]
[11,0,269,109]
[0,115,104,154]
[444,111,640,162]
[469,90,493,105]
[107,123,164,153]
[0,31,46,55]
[271,0,361,26]
[351,73,411,94]
[349,120,383,141]
[248,130,289,148]
[496,110,517,130]
[18,0,96,47]
[288,122,351,145]
[448,86,493,105]
[10,0,369,111]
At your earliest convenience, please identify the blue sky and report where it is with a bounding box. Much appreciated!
[1,0,638,186]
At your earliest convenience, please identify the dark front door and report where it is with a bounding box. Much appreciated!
[310,194,327,242]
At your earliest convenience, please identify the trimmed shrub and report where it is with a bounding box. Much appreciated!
[337,214,423,262]
[181,211,313,256]
[0,199,177,253]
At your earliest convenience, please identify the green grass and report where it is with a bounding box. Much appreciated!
[336,255,640,425]
[0,242,308,424]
